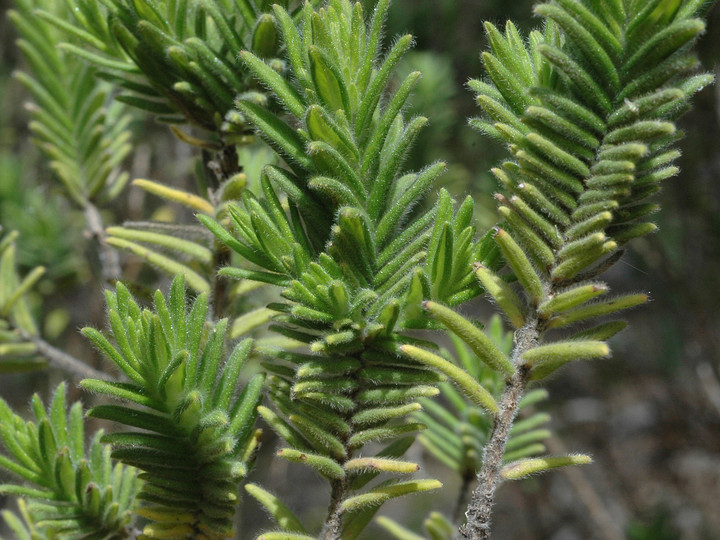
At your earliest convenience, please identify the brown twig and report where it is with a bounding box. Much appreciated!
[321,479,349,540]
[459,320,538,539]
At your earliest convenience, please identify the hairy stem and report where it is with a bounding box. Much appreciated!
[459,319,538,539]
[320,349,370,540]
[453,473,475,524]
[84,202,121,282]
[322,479,349,540]
[18,329,107,380]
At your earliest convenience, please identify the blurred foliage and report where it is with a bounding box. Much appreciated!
[9,0,135,207]
[627,510,680,540]
[0,228,45,373]
[0,153,86,281]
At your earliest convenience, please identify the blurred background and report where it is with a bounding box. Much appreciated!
[0,0,719,538]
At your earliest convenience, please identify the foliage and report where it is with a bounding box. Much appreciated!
[41,0,322,141]
[105,179,220,295]
[0,154,85,280]
[81,276,264,539]
[462,0,712,391]
[378,316,553,539]
[0,0,715,539]
[414,319,551,480]
[9,0,133,208]
[0,383,140,539]
[425,0,712,537]
[0,228,46,373]
[200,0,490,534]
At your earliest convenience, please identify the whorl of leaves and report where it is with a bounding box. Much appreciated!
[81,276,264,539]
[0,383,140,539]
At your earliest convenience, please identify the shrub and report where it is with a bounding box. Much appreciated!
[0,0,714,538]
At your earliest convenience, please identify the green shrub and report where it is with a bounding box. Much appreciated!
[0,0,714,538]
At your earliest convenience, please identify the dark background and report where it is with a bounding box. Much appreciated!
[1,1,719,538]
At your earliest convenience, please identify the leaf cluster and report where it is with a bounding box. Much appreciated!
[203,0,495,324]
[0,383,140,539]
[105,178,221,295]
[81,276,264,539]
[464,0,713,378]
[0,0,716,539]
[42,0,321,138]
[9,0,133,207]
[199,0,500,534]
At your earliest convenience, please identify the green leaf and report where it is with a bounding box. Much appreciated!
[623,19,705,78]
[88,405,180,436]
[276,448,345,480]
[132,178,214,214]
[81,379,159,409]
[106,226,212,263]
[548,293,649,327]
[537,43,611,114]
[524,340,611,380]
[245,483,307,533]
[252,13,279,58]
[241,51,306,118]
[493,228,545,304]
[538,283,608,316]
[423,301,514,378]
[309,46,348,112]
[474,264,525,328]
[501,454,592,480]
[237,101,313,170]
[105,237,210,293]
[376,516,426,540]
[340,479,442,512]
[355,32,413,138]
[535,3,620,91]
[400,345,498,415]
[344,457,419,474]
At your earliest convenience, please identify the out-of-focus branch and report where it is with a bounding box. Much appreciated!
[697,362,720,417]
[19,329,107,380]
[84,202,121,282]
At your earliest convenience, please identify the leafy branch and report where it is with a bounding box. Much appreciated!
[0,383,140,538]
[9,0,134,282]
[400,1,714,537]
[81,276,264,539]
[42,0,322,155]
[378,316,554,538]
[198,0,501,536]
